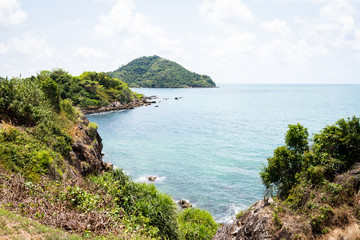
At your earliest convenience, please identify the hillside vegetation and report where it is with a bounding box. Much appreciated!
[108,55,217,88]
[215,116,360,239]
[260,117,360,238]
[0,73,218,239]
[34,69,143,110]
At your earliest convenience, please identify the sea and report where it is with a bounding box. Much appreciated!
[87,84,360,223]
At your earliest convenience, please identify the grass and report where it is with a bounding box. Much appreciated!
[0,207,82,240]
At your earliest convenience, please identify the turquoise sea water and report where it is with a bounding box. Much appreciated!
[87,84,360,222]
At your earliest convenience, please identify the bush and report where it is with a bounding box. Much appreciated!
[90,169,179,239]
[60,99,77,121]
[177,208,218,240]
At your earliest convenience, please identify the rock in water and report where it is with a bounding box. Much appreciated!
[148,176,157,181]
[178,199,192,208]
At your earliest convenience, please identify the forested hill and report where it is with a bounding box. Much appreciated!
[108,55,217,88]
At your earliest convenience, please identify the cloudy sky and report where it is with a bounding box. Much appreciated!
[1,0,360,83]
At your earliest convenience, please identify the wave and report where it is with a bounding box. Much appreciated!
[216,203,247,224]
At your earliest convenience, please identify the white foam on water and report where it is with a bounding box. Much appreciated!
[217,203,247,224]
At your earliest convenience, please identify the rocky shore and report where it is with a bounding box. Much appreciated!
[212,199,292,240]
[81,96,156,114]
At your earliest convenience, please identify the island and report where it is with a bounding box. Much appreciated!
[108,55,217,88]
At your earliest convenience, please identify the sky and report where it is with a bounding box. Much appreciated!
[1,0,360,84]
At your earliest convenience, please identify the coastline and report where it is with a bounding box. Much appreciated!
[81,96,157,114]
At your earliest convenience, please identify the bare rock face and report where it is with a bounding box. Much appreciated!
[68,116,106,176]
[213,199,292,240]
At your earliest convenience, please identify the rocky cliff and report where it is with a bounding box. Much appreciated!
[67,115,111,177]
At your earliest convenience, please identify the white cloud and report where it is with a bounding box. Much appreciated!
[199,0,254,25]
[94,0,183,60]
[95,0,166,39]
[0,43,8,54]
[10,33,55,58]
[0,0,27,28]
[308,0,360,48]
[202,32,256,57]
[260,20,291,36]
[75,46,108,59]
[258,39,329,64]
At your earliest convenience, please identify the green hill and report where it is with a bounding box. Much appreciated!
[108,56,216,88]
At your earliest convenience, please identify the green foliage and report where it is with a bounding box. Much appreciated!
[314,116,360,173]
[40,77,61,112]
[64,186,100,213]
[262,116,360,235]
[90,169,179,239]
[108,55,217,88]
[273,207,283,230]
[177,208,218,240]
[36,69,141,109]
[0,77,54,126]
[310,206,334,234]
[285,123,309,153]
[261,123,309,197]
[261,117,360,199]
[0,76,74,181]
[60,99,77,121]
[0,127,58,181]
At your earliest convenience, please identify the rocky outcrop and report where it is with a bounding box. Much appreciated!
[82,97,156,114]
[213,199,292,240]
[178,199,192,209]
[67,115,108,176]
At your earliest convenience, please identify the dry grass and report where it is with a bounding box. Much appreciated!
[320,223,360,240]
[0,168,115,236]
[0,207,82,240]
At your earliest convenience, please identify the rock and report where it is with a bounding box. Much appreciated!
[68,116,106,177]
[81,96,158,114]
[148,176,157,181]
[178,199,192,208]
[175,97,179,100]
[155,105,159,107]
[213,199,274,240]
[104,162,113,171]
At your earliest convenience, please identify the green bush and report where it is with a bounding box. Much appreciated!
[0,127,57,181]
[60,99,77,121]
[177,208,218,240]
[90,169,179,239]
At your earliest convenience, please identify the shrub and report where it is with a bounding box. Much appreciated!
[90,169,179,239]
[177,208,218,240]
[60,99,77,121]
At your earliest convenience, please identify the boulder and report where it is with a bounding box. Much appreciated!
[148,176,157,181]
[178,199,192,208]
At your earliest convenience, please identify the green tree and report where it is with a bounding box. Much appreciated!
[285,123,309,153]
[261,123,309,197]
[41,77,61,112]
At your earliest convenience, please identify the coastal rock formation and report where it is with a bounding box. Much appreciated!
[82,97,156,114]
[213,199,292,240]
[68,116,106,176]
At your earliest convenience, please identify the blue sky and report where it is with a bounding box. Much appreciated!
[1,0,360,83]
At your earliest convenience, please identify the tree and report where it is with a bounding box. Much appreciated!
[261,123,309,197]
[285,123,309,153]
[41,77,61,112]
